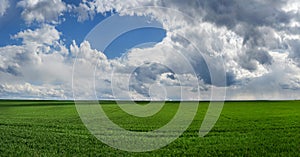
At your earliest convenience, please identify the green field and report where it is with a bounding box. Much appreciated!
[0,100,299,156]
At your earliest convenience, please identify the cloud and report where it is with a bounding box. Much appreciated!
[17,0,67,24]
[128,62,178,97]
[12,24,61,46]
[0,0,9,16]
[0,24,72,99]
[0,83,66,99]
[73,1,96,22]
[69,0,300,100]
[288,39,300,63]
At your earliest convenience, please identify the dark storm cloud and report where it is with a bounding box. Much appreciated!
[195,0,293,63]
[239,49,273,71]
[0,65,22,76]
[225,71,236,86]
[129,62,176,97]
[162,0,291,29]
[163,0,299,86]
[280,83,300,90]
[144,0,297,87]
[288,39,300,66]
[202,0,289,27]
[288,40,300,58]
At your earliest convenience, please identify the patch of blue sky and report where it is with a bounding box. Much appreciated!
[85,14,166,59]
[56,12,110,47]
[0,1,25,46]
[104,27,166,59]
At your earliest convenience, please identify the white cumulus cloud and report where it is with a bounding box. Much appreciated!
[17,0,67,24]
[0,0,9,16]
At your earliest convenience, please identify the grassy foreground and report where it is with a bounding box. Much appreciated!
[0,100,299,156]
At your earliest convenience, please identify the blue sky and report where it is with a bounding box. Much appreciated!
[104,27,166,59]
[0,0,300,100]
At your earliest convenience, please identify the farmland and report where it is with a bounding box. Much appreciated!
[0,100,299,156]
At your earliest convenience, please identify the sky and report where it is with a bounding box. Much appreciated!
[0,0,300,100]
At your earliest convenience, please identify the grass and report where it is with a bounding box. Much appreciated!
[0,100,299,156]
